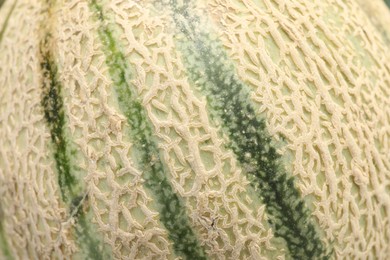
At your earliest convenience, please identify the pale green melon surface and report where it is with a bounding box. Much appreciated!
[0,0,389,259]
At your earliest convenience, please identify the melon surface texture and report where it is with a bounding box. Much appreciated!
[0,0,390,259]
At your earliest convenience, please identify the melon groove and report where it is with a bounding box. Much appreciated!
[0,0,389,259]
[89,1,207,259]
[161,0,328,258]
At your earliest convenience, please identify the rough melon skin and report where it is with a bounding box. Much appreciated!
[0,0,389,259]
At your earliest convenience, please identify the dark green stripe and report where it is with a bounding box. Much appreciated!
[90,1,206,259]
[71,195,109,260]
[40,36,110,259]
[0,202,12,260]
[40,36,76,203]
[385,0,390,9]
[167,1,330,258]
[0,0,17,43]
[0,0,6,9]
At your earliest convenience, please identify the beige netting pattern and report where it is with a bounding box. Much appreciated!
[55,1,177,259]
[100,0,287,259]
[355,0,390,43]
[0,0,14,31]
[0,0,77,259]
[0,0,390,259]
[207,0,390,258]
[55,0,286,258]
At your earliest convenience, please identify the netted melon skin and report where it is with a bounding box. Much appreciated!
[0,0,389,259]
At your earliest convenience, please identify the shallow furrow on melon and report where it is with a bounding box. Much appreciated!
[206,0,390,258]
[40,44,78,203]
[0,0,75,258]
[40,20,112,260]
[39,1,115,258]
[55,1,181,258]
[97,0,289,258]
[69,193,111,260]
[89,1,207,259]
[149,0,328,258]
[40,51,108,259]
[0,0,389,259]
[40,1,113,259]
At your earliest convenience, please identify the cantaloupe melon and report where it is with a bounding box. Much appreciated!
[0,0,389,259]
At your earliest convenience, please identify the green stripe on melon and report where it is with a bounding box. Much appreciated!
[40,44,111,260]
[53,1,181,258]
[38,1,112,259]
[40,38,78,202]
[206,0,390,257]
[89,1,207,259]
[90,0,288,258]
[163,0,329,258]
[0,0,389,259]
[0,0,75,258]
